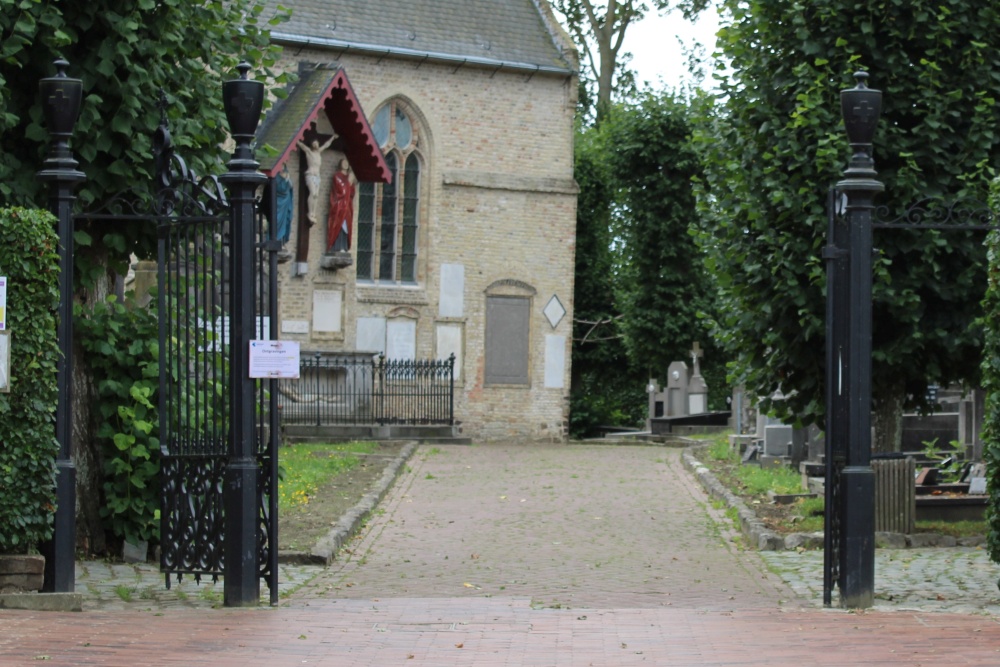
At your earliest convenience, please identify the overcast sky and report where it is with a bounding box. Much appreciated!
[620,6,722,91]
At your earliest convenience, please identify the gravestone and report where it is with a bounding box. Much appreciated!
[666,360,690,417]
[687,342,708,415]
[763,424,793,456]
[646,343,714,430]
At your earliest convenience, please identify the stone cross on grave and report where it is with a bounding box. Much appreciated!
[689,341,703,376]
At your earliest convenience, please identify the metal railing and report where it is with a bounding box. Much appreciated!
[277,353,455,426]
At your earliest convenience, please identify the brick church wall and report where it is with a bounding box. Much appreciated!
[269,50,578,440]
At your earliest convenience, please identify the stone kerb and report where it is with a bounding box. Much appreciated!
[280,441,418,566]
[682,445,985,551]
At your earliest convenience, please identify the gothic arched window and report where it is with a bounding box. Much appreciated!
[357,101,422,284]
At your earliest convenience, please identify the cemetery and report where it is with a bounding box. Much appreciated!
[637,342,988,550]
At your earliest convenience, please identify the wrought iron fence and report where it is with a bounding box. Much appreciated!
[278,353,455,426]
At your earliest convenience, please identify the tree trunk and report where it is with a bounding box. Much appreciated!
[71,271,112,555]
[872,380,905,454]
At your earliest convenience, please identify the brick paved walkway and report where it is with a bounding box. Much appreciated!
[2,443,999,666]
[298,443,796,610]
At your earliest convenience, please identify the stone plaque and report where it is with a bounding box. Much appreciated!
[386,319,416,360]
[485,295,529,385]
[439,263,465,318]
[357,317,386,354]
[544,334,565,388]
[543,295,566,329]
[436,323,463,381]
[312,289,343,333]
[281,319,310,334]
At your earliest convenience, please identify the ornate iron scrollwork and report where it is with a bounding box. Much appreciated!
[874,197,995,230]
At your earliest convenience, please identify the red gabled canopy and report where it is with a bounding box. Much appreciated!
[257,66,390,183]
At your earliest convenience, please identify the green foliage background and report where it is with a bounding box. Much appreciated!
[76,296,160,547]
[0,208,60,553]
[0,0,290,283]
[697,0,1000,429]
[571,92,721,437]
[980,178,1000,567]
[0,0,290,552]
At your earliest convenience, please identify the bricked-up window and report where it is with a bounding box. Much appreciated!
[356,101,422,284]
[485,296,530,385]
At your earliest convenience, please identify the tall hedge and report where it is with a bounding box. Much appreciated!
[0,207,60,553]
[982,178,1000,568]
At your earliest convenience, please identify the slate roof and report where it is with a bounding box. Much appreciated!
[257,66,390,183]
[268,0,574,74]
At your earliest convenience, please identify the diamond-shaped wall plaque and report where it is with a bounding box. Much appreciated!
[543,295,566,329]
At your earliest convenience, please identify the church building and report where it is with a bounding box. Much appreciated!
[258,0,579,440]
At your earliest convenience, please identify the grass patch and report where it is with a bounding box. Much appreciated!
[278,442,377,513]
[697,432,987,537]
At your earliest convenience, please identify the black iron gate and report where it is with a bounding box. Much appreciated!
[823,189,996,605]
[77,100,279,604]
[152,116,280,602]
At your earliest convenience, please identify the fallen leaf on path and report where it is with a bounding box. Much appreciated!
[455,643,464,649]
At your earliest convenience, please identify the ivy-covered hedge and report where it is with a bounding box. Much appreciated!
[983,179,1000,570]
[76,295,160,548]
[0,207,60,553]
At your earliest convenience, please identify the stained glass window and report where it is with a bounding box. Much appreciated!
[355,100,423,285]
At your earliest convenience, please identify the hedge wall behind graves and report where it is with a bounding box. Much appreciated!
[0,207,60,553]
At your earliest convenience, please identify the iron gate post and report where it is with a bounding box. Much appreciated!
[37,60,85,593]
[220,62,267,606]
[823,187,850,606]
[834,71,883,609]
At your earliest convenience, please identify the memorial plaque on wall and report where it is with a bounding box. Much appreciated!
[313,289,343,333]
[357,317,386,354]
[439,264,465,318]
[544,334,565,388]
[436,323,463,380]
[386,320,416,360]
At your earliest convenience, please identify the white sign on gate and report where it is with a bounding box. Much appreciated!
[248,340,300,379]
[0,331,9,393]
[0,276,7,331]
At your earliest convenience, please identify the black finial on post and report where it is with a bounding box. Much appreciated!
[223,61,264,165]
[38,59,85,176]
[841,71,883,179]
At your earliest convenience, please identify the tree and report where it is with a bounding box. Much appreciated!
[551,0,708,122]
[0,0,290,552]
[570,117,636,436]
[571,93,719,436]
[608,91,715,375]
[697,0,1000,449]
